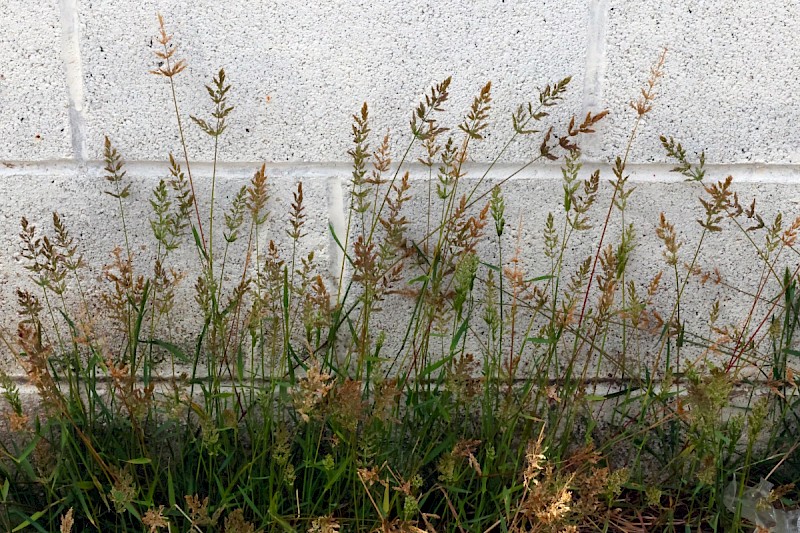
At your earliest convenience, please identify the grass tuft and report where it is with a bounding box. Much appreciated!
[0,21,798,533]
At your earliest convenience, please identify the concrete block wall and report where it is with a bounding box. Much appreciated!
[2,1,800,381]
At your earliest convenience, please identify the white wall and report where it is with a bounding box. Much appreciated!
[2,1,800,379]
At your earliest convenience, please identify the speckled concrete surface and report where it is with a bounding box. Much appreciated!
[76,0,586,163]
[0,1,73,160]
[594,1,800,164]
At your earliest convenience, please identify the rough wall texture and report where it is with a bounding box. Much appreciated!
[2,1,799,382]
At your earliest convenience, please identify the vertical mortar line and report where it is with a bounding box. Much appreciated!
[327,174,347,293]
[582,0,610,159]
[58,0,87,163]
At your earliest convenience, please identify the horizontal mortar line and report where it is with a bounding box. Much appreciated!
[0,160,799,184]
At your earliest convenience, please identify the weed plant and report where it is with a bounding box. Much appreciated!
[0,19,799,532]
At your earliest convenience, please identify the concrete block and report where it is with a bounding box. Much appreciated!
[594,1,800,164]
[78,0,586,163]
[0,2,72,161]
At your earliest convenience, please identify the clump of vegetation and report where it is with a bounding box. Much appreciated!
[0,18,798,533]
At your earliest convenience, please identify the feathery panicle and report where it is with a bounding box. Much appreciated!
[411,77,451,140]
[614,223,636,278]
[453,253,479,320]
[150,179,181,251]
[52,212,85,272]
[108,467,138,514]
[566,110,609,138]
[782,215,800,247]
[512,76,571,135]
[194,273,212,319]
[630,47,667,117]
[16,288,42,326]
[59,508,74,533]
[288,182,307,241]
[561,256,592,326]
[16,323,61,416]
[183,494,218,526]
[660,135,706,181]
[543,213,558,259]
[191,68,234,137]
[436,136,459,200]
[151,15,206,249]
[447,197,489,266]
[418,122,443,167]
[610,159,635,213]
[367,133,391,189]
[18,217,43,274]
[656,213,681,266]
[698,175,734,232]
[538,127,558,161]
[19,217,68,294]
[153,258,183,316]
[597,245,618,294]
[247,163,269,225]
[103,136,130,199]
[559,109,609,153]
[224,186,248,243]
[151,14,187,78]
[459,81,492,140]
[561,152,599,230]
[490,185,506,237]
[224,509,256,533]
[168,153,195,235]
[330,378,366,432]
[293,360,333,423]
[762,213,784,260]
[349,103,372,214]
[540,76,571,107]
[352,236,379,288]
[142,505,169,532]
[379,171,412,256]
[102,246,146,335]
[303,274,332,333]
[0,370,27,432]
[523,431,547,488]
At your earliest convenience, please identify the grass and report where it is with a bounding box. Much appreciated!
[0,18,799,533]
